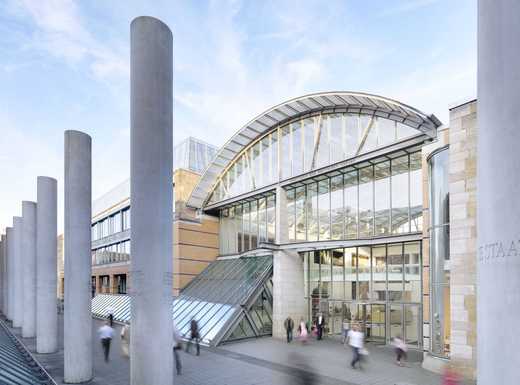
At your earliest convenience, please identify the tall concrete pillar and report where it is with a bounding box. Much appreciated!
[36,176,58,353]
[130,16,173,385]
[12,216,23,328]
[0,235,4,314]
[478,1,520,384]
[22,201,37,337]
[6,227,13,320]
[64,130,92,383]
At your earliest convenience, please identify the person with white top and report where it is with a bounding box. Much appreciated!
[98,321,115,362]
[173,321,183,375]
[392,335,407,366]
[106,306,114,326]
[346,324,364,369]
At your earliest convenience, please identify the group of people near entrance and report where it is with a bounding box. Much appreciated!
[283,314,409,370]
[98,308,201,376]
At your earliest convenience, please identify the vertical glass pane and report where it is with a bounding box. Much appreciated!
[388,244,404,301]
[344,114,359,158]
[292,122,303,176]
[236,205,243,253]
[374,161,390,235]
[252,143,261,190]
[243,203,250,251]
[331,249,344,300]
[357,246,370,300]
[306,183,318,241]
[391,155,410,233]
[330,114,344,163]
[359,115,377,153]
[309,251,320,300]
[287,189,296,242]
[281,126,291,180]
[271,132,278,183]
[258,197,267,244]
[390,304,403,340]
[261,136,270,186]
[344,170,358,239]
[358,166,374,237]
[267,195,276,243]
[330,175,344,240]
[250,200,258,249]
[345,248,356,300]
[397,122,419,139]
[404,242,421,302]
[371,245,387,301]
[316,115,329,169]
[410,152,423,232]
[229,207,237,254]
[318,179,330,241]
[404,304,420,346]
[303,117,315,172]
[295,186,306,241]
[319,250,331,300]
[377,118,397,147]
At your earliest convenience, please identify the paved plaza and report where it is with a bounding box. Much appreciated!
[4,315,475,385]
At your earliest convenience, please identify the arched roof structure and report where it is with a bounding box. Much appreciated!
[187,91,442,209]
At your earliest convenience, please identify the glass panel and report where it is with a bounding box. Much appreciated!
[319,250,331,300]
[309,251,320,300]
[404,242,421,302]
[318,179,330,240]
[261,136,270,186]
[252,143,261,190]
[271,132,278,184]
[388,244,404,301]
[344,114,359,158]
[357,246,370,300]
[229,207,237,253]
[295,186,306,241]
[370,304,386,343]
[344,170,358,239]
[359,115,377,153]
[316,115,329,169]
[377,118,396,147]
[292,122,303,176]
[390,304,403,340]
[330,175,344,240]
[281,126,291,180]
[330,114,344,163]
[410,152,423,232]
[371,246,387,301]
[287,189,296,242]
[306,183,318,241]
[331,249,344,300]
[258,197,267,245]
[303,117,315,172]
[391,155,409,234]
[344,248,356,300]
[374,161,390,235]
[397,122,419,139]
[267,195,276,243]
[404,304,420,346]
[243,203,250,251]
[236,205,243,253]
[358,166,374,237]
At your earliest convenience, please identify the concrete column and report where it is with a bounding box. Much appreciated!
[478,1,520,384]
[0,235,4,314]
[36,176,58,353]
[130,16,173,385]
[64,130,92,383]
[6,227,13,320]
[22,201,37,337]
[272,250,305,339]
[12,216,23,328]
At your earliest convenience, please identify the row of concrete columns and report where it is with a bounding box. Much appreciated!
[0,178,58,354]
[0,16,173,384]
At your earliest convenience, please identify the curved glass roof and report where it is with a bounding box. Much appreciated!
[187,91,442,209]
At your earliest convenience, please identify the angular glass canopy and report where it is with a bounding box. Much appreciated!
[91,255,273,346]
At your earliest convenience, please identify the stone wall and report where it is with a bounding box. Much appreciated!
[448,100,477,380]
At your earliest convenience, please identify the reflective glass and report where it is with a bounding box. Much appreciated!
[250,200,258,249]
[287,189,296,242]
[309,252,320,299]
[359,115,377,153]
[271,132,278,184]
[303,117,315,172]
[318,179,330,240]
[330,175,344,240]
[258,197,267,244]
[292,122,303,176]
[404,242,421,302]
[306,183,318,241]
[372,246,387,301]
[261,136,270,186]
[267,195,276,243]
[390,304,403,340]
[295,186,306,241]
[329,114,344,163]
[358,166,374,237]
[391,156,409,233]
[377,118,397,147]
[344,171,358,239]
[236,205,243,253]
[357,246,370,300]
[243,203,250,251]
[374,161,390,235]
[316,116,329,169]
[404,304,420,346]
[281,126,291,180]
[410,152,423,232]
[331,249,344,299]
[319,250,331,299]
[345,248,356,300]
[388,244,403,301]
[344,114,359,158]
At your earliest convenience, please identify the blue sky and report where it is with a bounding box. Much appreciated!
[0,0,476,231]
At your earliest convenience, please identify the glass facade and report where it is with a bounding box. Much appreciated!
[219,194,276,254]
[286,152,422,242]
[174,136,218,174]
[209,113,420,204]
[429,148,450,357]
[304,241,421,346]
[92,240,130,265]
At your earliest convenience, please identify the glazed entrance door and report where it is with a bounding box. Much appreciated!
[356,303,386,343]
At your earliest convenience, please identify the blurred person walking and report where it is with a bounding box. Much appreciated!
[342,319,350,346]
[98,321,114,363]
[392,335,407,366]
[298,317,308,344]
[173,322,183,375]
[120,324,130,358]
[106,305,114,327]
[316,313,325,340]
[346,324,364,369]
[186,319,200,356]
[284,316,294,343]
[442,366,461,385]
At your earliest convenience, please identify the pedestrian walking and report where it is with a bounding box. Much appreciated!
[316,313,325,340]
[186,319,200,356]
[173,321,183,375]
[98,321,114,363]
[346,324,364,369]
[442,367,461,385]
[392,335,407,366]
[298,317,308,344]
[120,324,130,358]
[106,306,114,327]
[284,316,294,343]
[342,319,350,345]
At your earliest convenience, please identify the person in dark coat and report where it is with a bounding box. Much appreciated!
[186,319,200,356]
[284,316,295,343]
[316,313,326,340]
